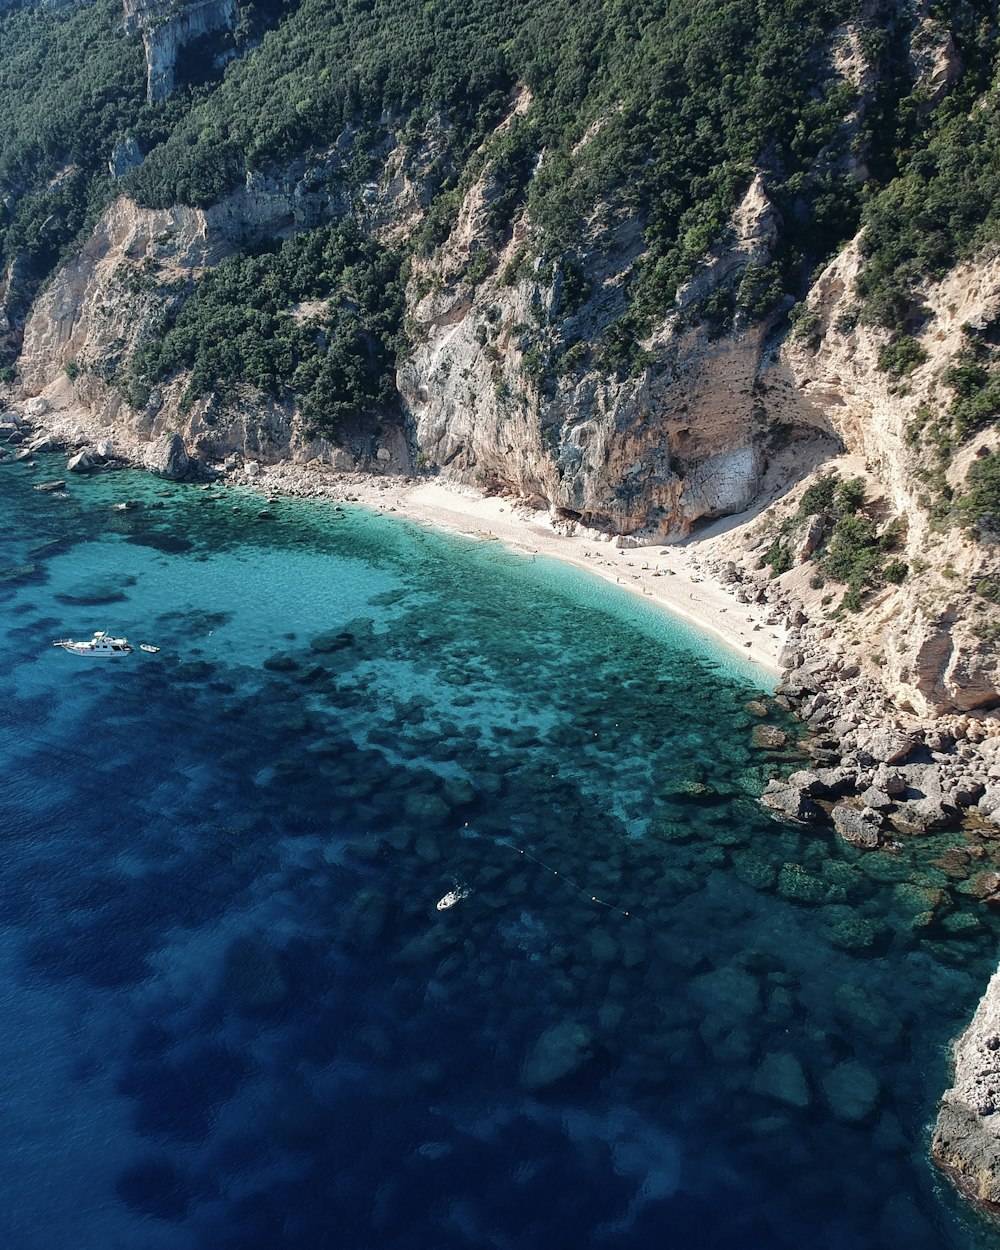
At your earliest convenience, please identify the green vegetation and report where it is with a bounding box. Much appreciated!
[856,2,1000,335]
[959,450,1000,536]
[876,334,926,376]
[763,537,793,577]
[942,329,1000,439]
[797,473,838,516]
[974,576,1000,605]
[128,221,406,436]
[769,473,909,609]
[818,483,907,611]
[0,0,146,308]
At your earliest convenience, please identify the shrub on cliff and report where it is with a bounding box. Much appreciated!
[960,451,1000,537]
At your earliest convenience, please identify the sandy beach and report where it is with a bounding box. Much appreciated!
[268,471,787,675]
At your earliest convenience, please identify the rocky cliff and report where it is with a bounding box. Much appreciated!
[933,969,1000,1210]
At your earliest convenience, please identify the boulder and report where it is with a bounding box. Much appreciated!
[856,729,916,766]
[33,480,66,492]
[811,766,858,798]
[873,765,907,797]
[145,432,189,480]
[893,765,961,832]
[831,803,883,849]
[761,780,820,822]
[67,449,95,473]
[786,769,825,796]
[979,788,1000,826]
[795,512,827,563]
[858,787,893,811]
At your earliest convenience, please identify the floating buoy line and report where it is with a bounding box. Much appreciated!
[438,822,645,924]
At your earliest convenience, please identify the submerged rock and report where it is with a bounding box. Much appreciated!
[821,1060,879,1123]
[521,1019,594,1090]
[56,574,135,604]
[752,724,789,750]
[751,1050,811,1109]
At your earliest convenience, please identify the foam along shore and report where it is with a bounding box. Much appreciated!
[257,468,788,675]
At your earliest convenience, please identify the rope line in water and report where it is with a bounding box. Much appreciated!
[507,844,632,918]
[453,822,650,923]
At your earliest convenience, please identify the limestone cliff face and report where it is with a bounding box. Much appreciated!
[776,244,1000,715]
[16,142,403,469]
[19,114,828,540]
[122,0,236,101]
[401,170,817,540]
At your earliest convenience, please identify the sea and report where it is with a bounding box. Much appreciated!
[1,452,998,1250]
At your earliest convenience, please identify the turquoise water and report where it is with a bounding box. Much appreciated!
[1,453,998,1249]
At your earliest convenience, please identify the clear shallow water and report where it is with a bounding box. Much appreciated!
[1,456,999,1250]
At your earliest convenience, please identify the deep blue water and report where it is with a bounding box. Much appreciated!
[1,454,999,1249]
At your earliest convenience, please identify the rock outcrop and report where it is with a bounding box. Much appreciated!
[933,969,1000,1209]
[122,0,237,102]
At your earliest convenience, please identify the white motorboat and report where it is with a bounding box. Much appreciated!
[436,884,472,911]
[139,643,160,654]
[52,630,133,657]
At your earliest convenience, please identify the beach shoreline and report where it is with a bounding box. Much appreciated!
[254,467,787,676]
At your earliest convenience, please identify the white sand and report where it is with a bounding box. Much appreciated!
[330,476,786,676]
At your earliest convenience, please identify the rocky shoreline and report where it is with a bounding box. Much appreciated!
[6,409,1000,847]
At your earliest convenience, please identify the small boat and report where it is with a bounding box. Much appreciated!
[139,643,160,654]
[436,884,472,911]
[52,630,133,657]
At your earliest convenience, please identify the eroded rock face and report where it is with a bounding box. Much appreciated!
[933,969,1000,1209]
[122,0,237,102]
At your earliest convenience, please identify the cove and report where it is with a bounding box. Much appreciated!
[0,452,998,1250]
